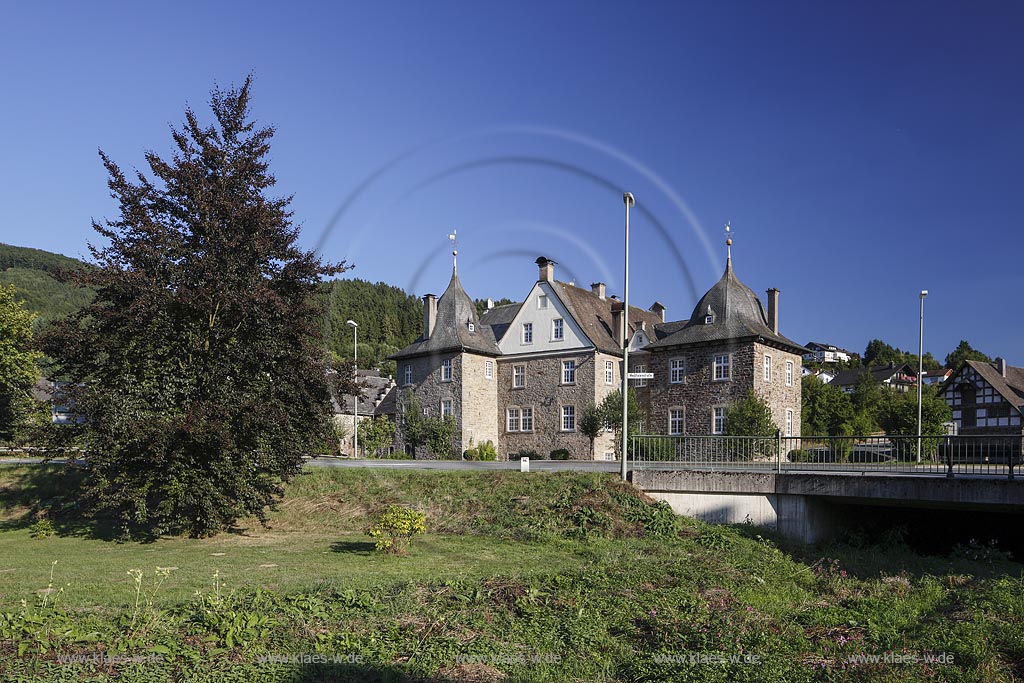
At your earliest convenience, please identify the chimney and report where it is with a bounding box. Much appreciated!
[423,294,437,339]
[591,282,606,300]
[611,301,626,349]
[997,357,1007,377]
[535,256,555,282]
[766,288,779,334]
[649,301,666,323]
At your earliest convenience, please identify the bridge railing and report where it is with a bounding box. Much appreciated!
[629,433,1023,479]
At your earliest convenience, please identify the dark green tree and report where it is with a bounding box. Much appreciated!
[944,340,992,370]
[864,339,904,367]
[800,376,855,436]
[400,390,428,458]
[578,403,604,459]
[0,284,41,441]
[357,415,397,458]
[724,390,776,437]
[598,389,646,458]
[40,78,348,537]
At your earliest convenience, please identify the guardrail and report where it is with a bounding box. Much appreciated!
[629,434,1023,480]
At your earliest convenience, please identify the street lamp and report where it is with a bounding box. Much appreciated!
[621,192,635,481]
[347,319,358,458]
[917,290,927,464]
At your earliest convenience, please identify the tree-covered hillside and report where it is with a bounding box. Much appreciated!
[0,244,93,325]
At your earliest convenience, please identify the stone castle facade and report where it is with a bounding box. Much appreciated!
[388,252,804,459]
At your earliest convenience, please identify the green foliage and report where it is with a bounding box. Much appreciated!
[399,390,427,458]
[864,338,942,373]
[463,440,497,461]
[38,79,345,538]
[508,449,541,460]
[367,504,426,553]
[322,278,422,373]
[876,384,953,459]
[356,416,397,458]
[549,448,571,460]
[945,339,992,369]
[577,403,604,458]
[473,297,516,318]
[426,415,457,459]
[28,518,55,539]
[801,375,855,436]
[724,390,776,437]
[0,244,94,327]
[598,388,646,457]
[0,284,41,442]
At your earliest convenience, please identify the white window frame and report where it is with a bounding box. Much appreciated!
[668,408,685,436]
[537,295,548,309]
[764,354,772,382]
[441,399,453,418]
[561,405,576,432]
[632,364,648,387]
[507,407,520,432]
[713,354,731,381]
[605,360,614,385]
[562,360,576,385]
[522,322,533,344]
[786,360,793,387]
[712,406,726,435]
[669,358,685,384]
[552,318,564,341]
[441,358,452,382]
[520,407,533,432]
[785,409,793,437]
[403,364,412,386]
[484,360,493,380]
[468,322,475,332]
[513,365,525,388]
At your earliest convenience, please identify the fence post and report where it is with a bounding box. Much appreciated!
[776,429,782,474]
[946,436,954,479]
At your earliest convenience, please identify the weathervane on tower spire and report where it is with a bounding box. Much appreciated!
[725,222,733,263]
[448,229,458,275]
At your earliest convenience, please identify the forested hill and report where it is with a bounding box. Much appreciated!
[0,243,93,325]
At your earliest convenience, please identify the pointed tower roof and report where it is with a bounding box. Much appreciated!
[646,252,805,353]
[390,269,500,360]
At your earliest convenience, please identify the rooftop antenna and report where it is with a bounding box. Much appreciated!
[448,229,458,275]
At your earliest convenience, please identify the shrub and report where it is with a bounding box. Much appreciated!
[29,519,55,539]
[549,448,571,460]
[463,440,497,461]
[509,449,542,461]
[367,504,426,554]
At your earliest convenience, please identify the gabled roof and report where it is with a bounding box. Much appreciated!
[479,302,521,343]
[831,363,917,387]
[332,369,396,416]
[645,258,805,354]
[552,281,664,356]
[940,360,1024,412]
[805,341,852,354]
[389,270,501,360]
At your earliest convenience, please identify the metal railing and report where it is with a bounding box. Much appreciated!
[629,433,1023,480]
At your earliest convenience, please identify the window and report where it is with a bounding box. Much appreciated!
[521,407,533,432]
[632,364,648,387]
[507,407,520,432]
[785,409,793,437]
[562,360,576,384]
[522,322,533,344]
[404,365,412,386]
[552,318,564,341]
[513,365,525,388]
[669,408,684,435]
[605,360,614,385]
[670,358,685,384]
[441,358,452,382]
[712,406,726,435]
[561,405,576,431]
[441,399,452,418]
[484,360,493,380]
[468,322,475,332]
[705,315,713,325]
[713,354,731,381]
[785,361,793,387]
[537,295,548,309]
[763,355,772,382]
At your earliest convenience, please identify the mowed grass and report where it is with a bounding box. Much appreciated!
[1,463,1024,682]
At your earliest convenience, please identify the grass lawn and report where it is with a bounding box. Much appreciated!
[1,464,1023,682]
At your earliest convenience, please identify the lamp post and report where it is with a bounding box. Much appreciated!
[917,290,927,464]
[347,319,358,458]
[620,192,635,481]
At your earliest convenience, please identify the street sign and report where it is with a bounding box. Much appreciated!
[626,372,654,380]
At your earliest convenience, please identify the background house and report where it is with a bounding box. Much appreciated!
[802,342,852,364]
[831,364,918,394]
[939,359,1024,436]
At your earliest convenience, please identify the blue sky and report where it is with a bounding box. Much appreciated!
[1,1,1021,365]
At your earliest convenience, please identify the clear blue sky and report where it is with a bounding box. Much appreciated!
[1,1,1021,365]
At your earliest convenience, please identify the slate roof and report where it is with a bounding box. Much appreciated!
[332,369,397,416]
[645,259,805,354]
[552,282,665,356]
[941,360,1024,412]
[831,364,917,388]
[389,270,501,360]
[479,302,521,343]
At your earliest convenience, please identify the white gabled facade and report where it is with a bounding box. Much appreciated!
[497,280,594,357]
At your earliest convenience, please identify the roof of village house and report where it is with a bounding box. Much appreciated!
[389,270,501,360]
[552,281,665,356]
[940,360,1024,411]
[332,369,397,415]
[645,257,805,354]
[830,363,917,387]
[479,302,520,342]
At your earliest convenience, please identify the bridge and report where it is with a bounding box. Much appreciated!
[627,434,1024,543]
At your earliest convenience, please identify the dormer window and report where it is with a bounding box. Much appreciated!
[468,322,475,332]
[704,315,714,325]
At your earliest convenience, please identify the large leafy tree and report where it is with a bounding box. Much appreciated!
[723,390,776,437]
[41,78,347,537]
[944,340,992,369]
[0,284,41,441]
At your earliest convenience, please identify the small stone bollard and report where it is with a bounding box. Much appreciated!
[520,457,530,473]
